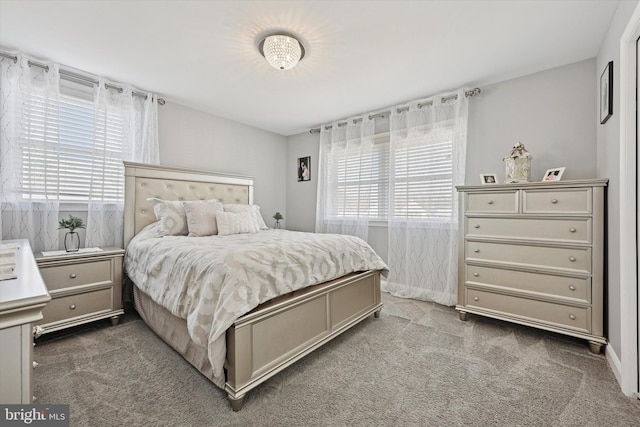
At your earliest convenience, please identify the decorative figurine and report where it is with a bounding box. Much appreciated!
[503,142,532,183]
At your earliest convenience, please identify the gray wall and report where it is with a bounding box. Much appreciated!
[595,0,639,362]
[158,102,288,229]
[286,59,599,235]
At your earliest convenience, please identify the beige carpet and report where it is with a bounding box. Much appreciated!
[33,293,640,426]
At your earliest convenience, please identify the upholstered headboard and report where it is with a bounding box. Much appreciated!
[123,161,254,248]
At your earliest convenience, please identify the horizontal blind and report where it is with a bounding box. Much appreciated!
[327,140,389,219]
[20,89,126,202]
[391,138,454,219]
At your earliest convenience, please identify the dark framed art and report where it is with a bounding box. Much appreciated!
[297,156,311,182]
[600,61,613,124]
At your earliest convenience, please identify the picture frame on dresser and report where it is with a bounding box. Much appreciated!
[542,167,565,182]
[480,173,498,184]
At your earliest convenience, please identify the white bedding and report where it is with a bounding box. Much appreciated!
[124,224,388,387]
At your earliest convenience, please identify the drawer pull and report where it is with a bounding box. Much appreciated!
[473,296,479,301]
[473,249,480,253]
[487,200,494,205]
[551,199,558,204]
[569,314,576,320]
[69,304,76,310]
[474,224,480,229]
[569,257,576,262]
[473,273,479,277]
[70,273,77,279]
[569,228,576,233]
[569,285,576,291]
[33,361,39,369]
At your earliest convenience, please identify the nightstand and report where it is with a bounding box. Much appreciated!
[35,247,124,334]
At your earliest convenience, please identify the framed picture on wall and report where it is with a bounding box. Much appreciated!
[298,156,311,182]
[600,61,613,124]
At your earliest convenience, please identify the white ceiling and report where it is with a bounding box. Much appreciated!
[0,0,620,136]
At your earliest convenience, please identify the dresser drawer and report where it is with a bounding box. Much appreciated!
[466,241,591,273]
[39,288,113,325]
[523,188,592,214]
[39,259,112,291]
[465,217,591,243]
[466,265,590,302]
[466,288,589,332]
[466,191,518,213]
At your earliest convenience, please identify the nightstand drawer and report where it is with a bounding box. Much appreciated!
[466,191,518,213]
[466,288,589,332]
[523,188,592,214]
[40,288,112,324]
[39,259,112,291]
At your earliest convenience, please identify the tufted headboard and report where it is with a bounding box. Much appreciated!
[123,161,254,248]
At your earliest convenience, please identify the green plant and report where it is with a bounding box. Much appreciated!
[272,212,283,223]
[58,215,85,233]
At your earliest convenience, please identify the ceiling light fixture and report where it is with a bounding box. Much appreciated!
[258,34,306,70]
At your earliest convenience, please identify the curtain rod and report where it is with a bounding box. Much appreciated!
[0,51,166,105]
[309,87,481,134]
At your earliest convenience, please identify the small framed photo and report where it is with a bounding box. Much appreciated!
[600,61,613,124]
[297,156,311,182]
[480,173,498,185]
[542,167,566,182]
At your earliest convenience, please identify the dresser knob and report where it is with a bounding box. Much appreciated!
[569,228,576,233]
[33,361,39,369]
[569,314,576,320]
[569,285,576,291]
[487,200,494,205]
[569,257,576,262]
[473,296,479,301]
[473,249,480,253]
[474,224,480,229]
[70,273,77,279]
[69,304,76,310]
[473,273,479,277]
[551,199,558,204]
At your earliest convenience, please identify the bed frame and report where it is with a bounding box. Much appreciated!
[123,162,383,411]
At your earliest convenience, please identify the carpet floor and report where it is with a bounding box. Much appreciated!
[33,293,640,426]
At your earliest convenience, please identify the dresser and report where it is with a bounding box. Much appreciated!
[35,248,124,334]
[455,179,607,353]
[0,239,50,404]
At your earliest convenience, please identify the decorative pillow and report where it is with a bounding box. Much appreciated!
[147,198,188,236]
[183,199,224,237]
[216,210,260,236]
[223,204,269,230]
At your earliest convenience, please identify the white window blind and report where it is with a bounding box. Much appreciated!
[19,82,126,202]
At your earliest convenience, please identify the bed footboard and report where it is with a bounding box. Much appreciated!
[225,270,383,411]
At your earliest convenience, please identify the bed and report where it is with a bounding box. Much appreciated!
[122,161,388,411]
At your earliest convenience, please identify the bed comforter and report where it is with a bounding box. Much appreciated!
[125,224,388,387]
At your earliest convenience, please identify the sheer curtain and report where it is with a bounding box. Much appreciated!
[85,79,159,248]
[315,116,377,241]
[0,54,61,252]
[383,89,468,306]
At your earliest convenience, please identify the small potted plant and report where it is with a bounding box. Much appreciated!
[272,212,283,229]
[58,215,85,252]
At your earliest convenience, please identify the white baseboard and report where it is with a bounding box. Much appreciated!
[605,345,623,390]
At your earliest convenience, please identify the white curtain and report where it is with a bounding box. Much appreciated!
[0,54,61,253]
[315,116,377,241]
[383,89,468,306]
[85,79,159,248]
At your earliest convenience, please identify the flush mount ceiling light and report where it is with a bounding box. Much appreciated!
[258,34,306,70]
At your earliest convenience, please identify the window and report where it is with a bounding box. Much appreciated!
[19,80,126,202]
[327,131,455,222]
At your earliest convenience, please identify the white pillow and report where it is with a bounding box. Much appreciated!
[183,199,224,237]
[216,210,260,236]
[147,198,188,236]
[223,204,269,230]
